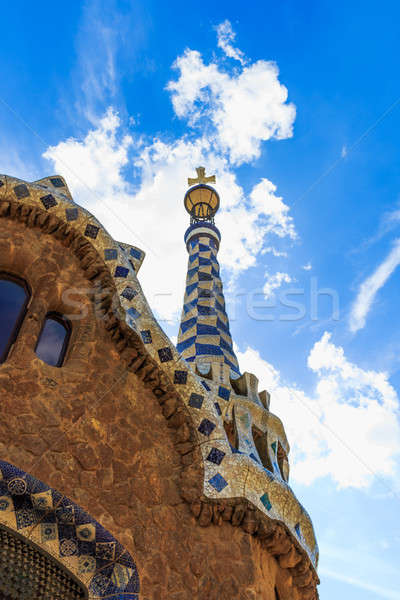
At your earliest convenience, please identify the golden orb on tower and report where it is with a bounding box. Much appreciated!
[184,167,220,222]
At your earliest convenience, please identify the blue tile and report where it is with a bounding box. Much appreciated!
[250,453,260,463]
[225,357,240,374]
[220,337,234,353]
[187,267,197,280]
[201,380,211,391]
[14,184,30,199]
[207,448,225,465]
[197,305,216,316]
[183,299,198,314]
[121,286,137,301]
[104,249,118,261]
[185,282,198,297]
[158,347,173,362]
[180,317,196,334]
[198,272,212,281]
[218,386,231,401]
[85,224,100,239]
[189,393,204,409]
[176,336,196,353]
[129,247,142,260]
[140,330,152,344]
[198,419,216,436]
[195,343,223,356]
[198,288,213,298]
[50,177,65,187]
[208,473,228,492]
[214,402,222,416]
[115,266,129,278]
[127,307,140,319]
[260,492,272,510]
[215,299,225,313]
[216,317,230,333]
[66,207,78,221]
[41,194,57,209]
[174,370,187,384]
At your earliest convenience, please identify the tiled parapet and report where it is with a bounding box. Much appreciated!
[0,174,319,599]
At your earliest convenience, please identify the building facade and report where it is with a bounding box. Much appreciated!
[0,170,319,599]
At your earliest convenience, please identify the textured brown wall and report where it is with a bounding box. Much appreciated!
[0,219,298,600]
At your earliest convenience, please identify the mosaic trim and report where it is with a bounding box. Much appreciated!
[177,227,240,375]
[0,175,319,596]
[0,459,139,600]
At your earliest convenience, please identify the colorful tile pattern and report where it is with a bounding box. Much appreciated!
[177,224,240,375]
[0,460,140,600]
[0,174,319,573]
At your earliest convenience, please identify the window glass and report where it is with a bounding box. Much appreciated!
[0,276,29,363]
[35,314,71,367]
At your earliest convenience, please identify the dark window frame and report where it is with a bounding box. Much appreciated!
[35,312,72,368]
[0,272,31,364]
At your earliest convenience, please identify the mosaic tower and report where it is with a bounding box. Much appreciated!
[0,170,319,600]
[177,167,240,378]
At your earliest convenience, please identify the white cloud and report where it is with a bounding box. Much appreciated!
[235,332,400,489]
[262,247,288,258]
[44,110,296,322]
[250,179,296,240]
[263,271,292,298]
[215,20,246,65]
[44,109,133,199]
[67,0,149,125]
[349,239,400,332]
[302,262,312,270]
[43,23,297,323]
[167,42,295,164]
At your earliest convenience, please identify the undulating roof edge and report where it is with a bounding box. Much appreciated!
[0,173,319,598]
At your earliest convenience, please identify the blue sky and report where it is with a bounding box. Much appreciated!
[2,1,400,597]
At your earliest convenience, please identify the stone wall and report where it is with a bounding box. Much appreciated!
[0,214,308,599]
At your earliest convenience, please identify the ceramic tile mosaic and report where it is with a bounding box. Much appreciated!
[177,225,240,375]
[0,174,319,573]
[0,459,139,600]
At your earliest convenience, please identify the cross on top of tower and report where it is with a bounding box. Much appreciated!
[187,166,216,187]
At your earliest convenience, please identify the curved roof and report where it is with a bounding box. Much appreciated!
[0,173,319,597]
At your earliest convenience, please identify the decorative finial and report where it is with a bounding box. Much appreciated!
[184,168,220,223]
[188,166,216,187]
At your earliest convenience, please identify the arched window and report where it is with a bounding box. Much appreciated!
[35,312,71,367]
[0,273,30,364]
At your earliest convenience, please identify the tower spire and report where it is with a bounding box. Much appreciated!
[177,168,240,380]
